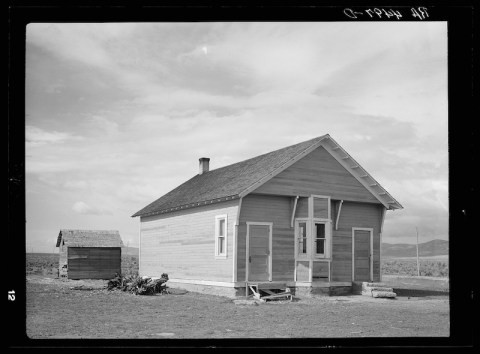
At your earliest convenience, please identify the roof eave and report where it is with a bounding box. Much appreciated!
[321,136,403,210]
[132,194,241,218]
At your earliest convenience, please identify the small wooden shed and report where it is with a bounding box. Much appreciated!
[56,229,123,280]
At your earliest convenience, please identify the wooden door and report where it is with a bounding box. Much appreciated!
[353,229,372,282]
[247,223,272,282]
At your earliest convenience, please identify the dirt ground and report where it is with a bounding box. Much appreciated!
[26,275,449,339]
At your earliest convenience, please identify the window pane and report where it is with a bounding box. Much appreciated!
[219,236,225,254]
[316,223,325,239]
[315,223,326,255]
[219,219,225,236]
[300,223,306,237]
[298,222,307,254]
[297,222,307,254]
[316,239,325,254]
[298,238,307,254]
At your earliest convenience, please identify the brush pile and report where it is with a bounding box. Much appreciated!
[107,273,169,295]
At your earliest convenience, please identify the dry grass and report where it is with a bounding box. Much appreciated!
[25,253,449,339]
[26,275,449,339]
[381,258,448,277]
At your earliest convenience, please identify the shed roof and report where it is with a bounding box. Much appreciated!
[56,229,124,248]
[132,134,403,218]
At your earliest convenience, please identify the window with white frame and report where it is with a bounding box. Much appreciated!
[215,215,227,258]
[294,196,332,260]
[314,221,328,257]
[295,219,309,258]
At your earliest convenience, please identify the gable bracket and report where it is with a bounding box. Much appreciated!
[290,196,299,228]
[335,200,343,230]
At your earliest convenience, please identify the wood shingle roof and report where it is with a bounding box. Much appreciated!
[132,134,403,218]
[56,229,123,248]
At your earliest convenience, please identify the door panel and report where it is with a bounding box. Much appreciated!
[353,230,371,282]
[248,224,271,282]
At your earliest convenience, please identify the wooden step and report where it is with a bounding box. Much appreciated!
[371,290,397,298]
[362,282,388,288]
[358,282,396,297]
[362,286,394,294]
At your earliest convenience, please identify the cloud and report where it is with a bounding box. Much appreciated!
[87,115,120,137]
[72,201,112,216]
[25,22,448,250]
[26,23,136,69]
[26,125,83,147]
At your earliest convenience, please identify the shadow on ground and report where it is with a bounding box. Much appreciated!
[393,288,449,298]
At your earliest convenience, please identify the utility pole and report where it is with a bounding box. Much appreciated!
[416,227,420,276]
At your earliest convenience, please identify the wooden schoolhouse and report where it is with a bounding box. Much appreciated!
[132,135,402,297]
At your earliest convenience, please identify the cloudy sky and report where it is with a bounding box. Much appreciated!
[25,22,447,253]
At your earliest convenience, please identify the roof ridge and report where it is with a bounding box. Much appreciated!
[203,135,328,174]
[132,133,405,218]
[131,135,329,217]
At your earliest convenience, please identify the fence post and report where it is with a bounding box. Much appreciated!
[416,227,420,276]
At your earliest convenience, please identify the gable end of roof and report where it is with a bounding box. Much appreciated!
[131,134,403,217]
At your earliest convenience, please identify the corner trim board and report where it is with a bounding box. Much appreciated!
[233,198,242,283]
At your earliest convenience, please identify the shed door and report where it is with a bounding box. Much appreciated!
[68,247,121,280]
[247,223,272,282]
[353,229,372,282]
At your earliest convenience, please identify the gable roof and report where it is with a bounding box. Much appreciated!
[56,229,124,248]
[132,134,403,218]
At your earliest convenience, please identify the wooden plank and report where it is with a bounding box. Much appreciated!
[257,282,287,290]
[260,293,292,300]
[253,146,380,203]
[295,197,309,218]
[313,197,329,219]
[238,194,295,282]
[139,199,239,281]
[296,260,310,281]
[312,261,329,279]
[68,247,121,277]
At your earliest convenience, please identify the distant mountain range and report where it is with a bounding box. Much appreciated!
[122,240,448,259]
[122,246,139,257]
[382,239,448,258]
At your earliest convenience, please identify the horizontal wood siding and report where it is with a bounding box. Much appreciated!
[67,247,121,280]
[237,194,294,282]
[295,197,309,218]
[253,146,380,204]
[312,261,329,279]
[313,197,329,219]
[139,200,238,282]
[331,202,383,282]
